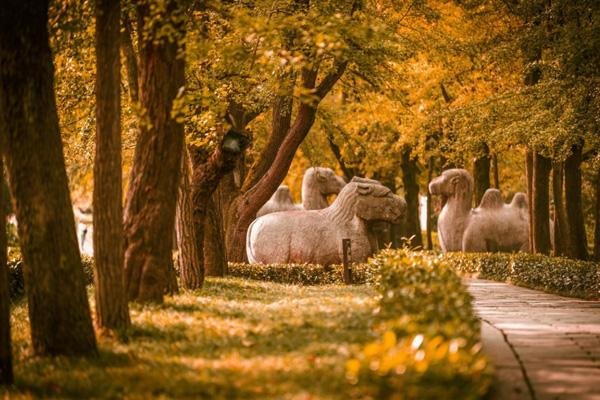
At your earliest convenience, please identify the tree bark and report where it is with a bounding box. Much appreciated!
[121,12,138,103]
[93,0,130,331]
[175,149,203,289]
[594,172,600,261]
[551,162,569,256]
[0,0,97,355]
[123,0,185,303]
[226,63,347,262]
[532,153,552,254]
[492,153,500,189]
[400,148,422,247]
[564,142,588,260]
[189,132,248,277]
[426,158,434,250]
[526,150,534,252]
[0,161,12,384]
[204,195,227,276]
[472,142,491,205]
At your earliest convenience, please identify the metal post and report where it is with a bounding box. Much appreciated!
[342,238,352,284]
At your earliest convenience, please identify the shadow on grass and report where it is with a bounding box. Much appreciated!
[7,277,376,399]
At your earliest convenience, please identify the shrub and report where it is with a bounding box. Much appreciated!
[6,252,95,301]
[347,250,491,399]
[227,262,376,285]
[442,252,600,300]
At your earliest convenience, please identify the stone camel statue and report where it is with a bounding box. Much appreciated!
[428,168,529,253]
[256,167,346,217]
[246,180,406,265]
[256,185,300,217]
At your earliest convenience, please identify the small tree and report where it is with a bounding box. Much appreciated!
[94,0,130,330]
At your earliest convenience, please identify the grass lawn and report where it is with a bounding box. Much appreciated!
[4,278,377,399]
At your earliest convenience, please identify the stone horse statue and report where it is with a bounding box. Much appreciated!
[428,168,529,253]
[246,180,406,265]
[256,167,346,217]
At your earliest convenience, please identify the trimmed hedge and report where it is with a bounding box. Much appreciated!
[444,252,600,300]
[6,252,94,301]
[227,262,376,285]
[346,250,491,399]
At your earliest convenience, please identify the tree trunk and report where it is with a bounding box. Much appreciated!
[0,161,12,384]
[492,153,500,189]
[551,162,569,256]
[123,0,185,303]
[204,195,227,276]
[0,0,97,355]
[400,148,422,247]
[120,12,138,103]
[564,142,588,260]
[426,158,434,250]
[472,142,490,205]
[175,148,203,289]
[532,153,552,254]
[526,150,534,252]
[93,0,130,332]
[226,64,347,262]
[594,172,600,261]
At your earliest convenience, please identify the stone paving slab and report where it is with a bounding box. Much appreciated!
[467,279,600,400]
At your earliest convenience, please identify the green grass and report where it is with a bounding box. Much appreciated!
[3,278,377,399]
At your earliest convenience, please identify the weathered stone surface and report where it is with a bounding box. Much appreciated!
[468,279,600,400]
[246,180,406,265]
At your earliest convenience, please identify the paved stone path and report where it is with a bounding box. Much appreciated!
[467,279,600,400]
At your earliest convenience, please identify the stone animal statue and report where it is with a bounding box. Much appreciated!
[428,169,529,253]
[256,185,300,217]
[246,180,406,265]
[301,167,346,210]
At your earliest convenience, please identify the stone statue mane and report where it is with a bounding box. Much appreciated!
[246,180,406,266]
[429,169,529,253]
[256,185,300,217]
[301,167,346,210]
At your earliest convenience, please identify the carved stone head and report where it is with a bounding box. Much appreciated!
[353,182,406,224]
[428,168,474,197]
[307,167,346,195]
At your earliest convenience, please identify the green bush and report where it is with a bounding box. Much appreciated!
[347,250,491,399]
[227,262,376,285]
[6,252,95,301]
[442,252,600,300]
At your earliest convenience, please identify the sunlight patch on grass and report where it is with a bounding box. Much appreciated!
[4,277,376,399]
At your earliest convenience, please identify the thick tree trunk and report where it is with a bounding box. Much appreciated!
[121,13,138,103]
[204,196,227,276]
[472,142,491,205]
[551,162,569,256]
[123,0,185,303]
[226,64,347,262]
[175,149,203,289]
[532,153,552,254]
[0,0,97,355]
[0,161,12,384]
[564,142,588,260]
[189,133,248,277]
[400,148,422,247]
[93,0,130,331]
[594,172,600,261]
